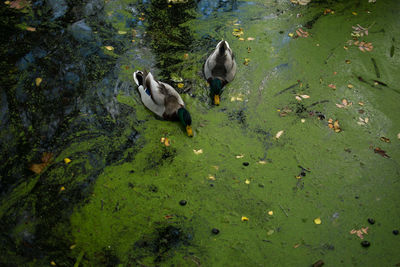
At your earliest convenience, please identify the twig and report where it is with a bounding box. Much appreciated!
[279,204,289,217]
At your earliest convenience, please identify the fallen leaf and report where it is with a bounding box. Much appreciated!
[397,133,400,139]
[352,11,357,15]
[314,217,322,225]
[118,30,127,34]
[294,243,301,248]
[50,261,56,266]
[328,84,336,89]
[275,130,284,139]
[236,154,244,159]
[60,186,65,191]
[26,27,36,32]
[288,33,294,37]
[347,84,354,89]
[295,95,302,101]
[183,53,189,60]
[9,0,30,9]
[358,102,364,106]
[177,83,184,88]
[268,211,274,216]
[267,229,274,235]
[241,216,249,221]
[245,179,250,184]
[300,94,310,99]
[208,174,216,180]
[105,46,114,51]
[333,120,341,132]
[64,158,71,164]
[238,37,245,41]
[35,77,42,86]
[247,37,255,41]
[29,163,47,174]
[380,137,390,143]
[193,149,203,155]
[374,147,390,158]
[243,58,250,66]
[70,244,76,250]
[164,138,170,146]
[301,119,305,123]
[258,160,267,164]
[345,59,351,64]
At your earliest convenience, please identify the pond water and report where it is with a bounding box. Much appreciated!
[1,0,400,266]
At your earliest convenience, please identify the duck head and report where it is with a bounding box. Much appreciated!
[177,107,193,137]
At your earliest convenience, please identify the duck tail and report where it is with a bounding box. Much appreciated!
[218,40,228,55]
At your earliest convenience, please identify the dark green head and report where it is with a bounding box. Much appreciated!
[177,107,193,137]
[210,78,223,105]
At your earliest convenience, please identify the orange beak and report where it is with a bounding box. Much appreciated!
[214,95,220,105]
[186,125,193,137]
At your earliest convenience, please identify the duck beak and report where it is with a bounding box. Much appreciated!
[186,125,193,137]
[214,95,220,105]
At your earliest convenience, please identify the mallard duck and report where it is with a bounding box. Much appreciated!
[203,40,237,105]
[133,70,193,137]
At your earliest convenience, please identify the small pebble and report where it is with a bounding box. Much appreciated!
[211,228,220,235]
[393,230,399,235]
[367,218,375,225]
[243,162,249,166]
[361,241,370,247]
[179,200,187,206]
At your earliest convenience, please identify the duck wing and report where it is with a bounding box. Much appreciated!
[204,41,236,83]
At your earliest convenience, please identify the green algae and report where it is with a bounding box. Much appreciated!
[1,0,400,266]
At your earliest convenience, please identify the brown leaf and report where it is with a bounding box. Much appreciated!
[333,120,341,132]
[29,163,47,174]
[41,152,53,163]
[380,137,390,143]
[374,147,390,158]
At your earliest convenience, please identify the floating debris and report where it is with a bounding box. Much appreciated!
[193,149,203,155]
[336,99,352,108]
[275,130,284,139]
[350,227,369,239]
[241,216,249,221]
[374,147,390,158]
[314,217,322,225]
[35,77,42,86]
[380,137,390,143]
[104,46,114,51]
[268,211,274,216]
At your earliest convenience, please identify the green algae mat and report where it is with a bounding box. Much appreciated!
[1,0,400,266]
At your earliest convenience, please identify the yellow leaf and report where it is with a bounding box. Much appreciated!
[26,27,36,32]
[238,38,244,41]
[258,160,267,164]
[275,130,284,139]
[118,30,127,34]
[352,11,357,15]
[60,186,65,191]
[5,0,10,4]
[268,210,273,215]
[247,37,255,41]
[177,83,184,88]
[64,158,71,164]
[236,154,244,159]
[105,46,114,51]
[193,149,203,155]
[347,84,354,89]
[164,138,170,146]
[288,33,294,37]
[70,244,76,250]
[241,216,249,221]
[208,174,216,180]
[314,217,322,224]
[51,261,56,266]
[35,77,42,86]
[245,179,250,184]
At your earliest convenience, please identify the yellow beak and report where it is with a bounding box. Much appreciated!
[186,125,193,137]
[214,95,220,105]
